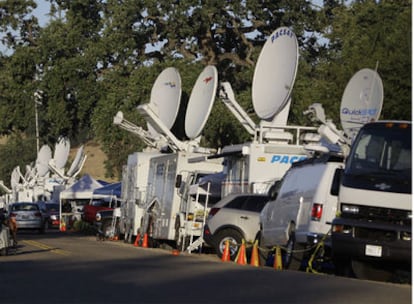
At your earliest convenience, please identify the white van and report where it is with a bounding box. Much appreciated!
[259,154,344,270]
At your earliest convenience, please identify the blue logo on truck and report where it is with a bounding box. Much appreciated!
[270,155,306,164]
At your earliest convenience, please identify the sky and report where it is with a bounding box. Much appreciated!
[34,0,51,27]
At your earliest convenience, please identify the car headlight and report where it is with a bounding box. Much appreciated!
[96,213,102,221]
[50,215,57,220]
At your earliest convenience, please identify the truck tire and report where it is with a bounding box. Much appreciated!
[351,260,393,282]
[333,258,354,277]
[215,229,243,261]
[283,233,306,271]
[39,221,47,234]
[102,220,114,239]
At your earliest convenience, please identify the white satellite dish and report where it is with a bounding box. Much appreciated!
[54,137,70,169]
[340,68,384,138]
[147,67,182,134]
[252,27,299,121]
[184,65,218,139]
[10,166,20,189]
[67,145,85,177]
[36,145,52,177]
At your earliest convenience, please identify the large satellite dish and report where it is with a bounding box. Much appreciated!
[340,68,384,138]
[252,27,299,121]
[147,67,182,134]
[54,137,70,169]
[184,65,218,139]
[36,145,52,177]
[10,166,21,189]
[67,145,85,177]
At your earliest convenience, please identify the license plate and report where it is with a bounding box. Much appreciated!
[365,244,382,257]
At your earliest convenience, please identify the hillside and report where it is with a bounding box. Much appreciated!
[70,141,117,183]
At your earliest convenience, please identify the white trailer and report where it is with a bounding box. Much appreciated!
[141,151,222,248]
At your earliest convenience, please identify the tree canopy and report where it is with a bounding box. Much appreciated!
[0,0,411,186]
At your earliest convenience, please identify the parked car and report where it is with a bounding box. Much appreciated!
[204,193,270,260]
[45,203,60,229]
[9,202,49,233]
[259,154,343,270]
[83,198,118,224]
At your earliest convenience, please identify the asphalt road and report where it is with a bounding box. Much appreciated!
[0,230,411,303]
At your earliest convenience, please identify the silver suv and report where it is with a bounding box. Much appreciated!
[203,193,269,260]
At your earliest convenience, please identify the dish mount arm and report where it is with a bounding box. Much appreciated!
[219,82,256,136]
[137,104,190,152]
[304,103,351,156]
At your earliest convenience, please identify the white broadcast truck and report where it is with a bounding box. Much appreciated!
[331,121,412,280]
[216,27,319,198]
[114,65,223,250]
[141,152,222,249]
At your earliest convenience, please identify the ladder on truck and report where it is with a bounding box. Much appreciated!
[185,182,211,253]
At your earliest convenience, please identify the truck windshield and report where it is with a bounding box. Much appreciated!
[344,122,411,194]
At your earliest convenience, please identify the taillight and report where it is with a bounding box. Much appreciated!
[208,208,220,218]
[10,212,17,217]
[311,203,323,221]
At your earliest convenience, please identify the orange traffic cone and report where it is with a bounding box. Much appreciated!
[235,239,247,265]
[221,240,230,262]
[133,233,141,247]
[250,240,259,267]
[60,219,66,232]
[141,233,148,248]
[273,246,282,270]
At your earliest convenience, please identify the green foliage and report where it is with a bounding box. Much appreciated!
[0,0,411,183]
[0,134,36,189]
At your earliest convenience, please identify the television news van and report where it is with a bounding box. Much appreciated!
[259,153,344,270]
[331,121,412,279]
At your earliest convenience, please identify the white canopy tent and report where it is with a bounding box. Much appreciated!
[59,174,105,230]
[60,174,104,200]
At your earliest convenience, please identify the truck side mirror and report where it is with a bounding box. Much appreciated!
[175,174,182,188]
[330,168,343,196]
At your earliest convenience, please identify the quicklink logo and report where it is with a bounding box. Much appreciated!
[270,155,306,164]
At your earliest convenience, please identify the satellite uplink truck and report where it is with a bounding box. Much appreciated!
[114,66,222,251]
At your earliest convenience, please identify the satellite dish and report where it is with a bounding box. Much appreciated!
[340,68,384,138]
[252,27,299,121]
[36,145,52,177]
[67,145,85,177]
[54,137,70,169]
[185,65,218,139]
[10,166,20,189]
[147,67,182,134]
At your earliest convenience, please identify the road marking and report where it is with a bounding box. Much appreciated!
[22,240,71,256]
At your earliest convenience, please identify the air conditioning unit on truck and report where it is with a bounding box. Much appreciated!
[331,121,412,280]
[141,152,222,249]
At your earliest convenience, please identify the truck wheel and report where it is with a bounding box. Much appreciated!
[333,258,354,277]
[351,260,393,282]
[102,221,114,239]
[215,229,243,261]
[284,233,306,271]
[39,221,47,234]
